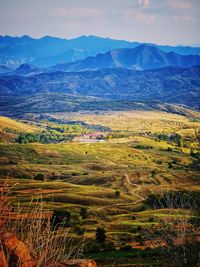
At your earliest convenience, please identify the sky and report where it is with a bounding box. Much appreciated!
[0,0,200,45]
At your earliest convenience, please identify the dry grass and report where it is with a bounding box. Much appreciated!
[0,116,36,133]
[50,110,200,134]
[0,178,86,266]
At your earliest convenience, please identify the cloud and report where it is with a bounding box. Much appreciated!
[51,7,101,18]
[169,1,193,10]
[124,8,155,23]
[138,0,150,9]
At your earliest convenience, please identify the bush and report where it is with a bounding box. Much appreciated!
[34,173,45,181]
[167,147,173,151]
[80,207,87,219]
[120,244,132,251]
[135,234,143,242]
[114,190,120,198]
[96,227,106,243]
[74,225,85,235]
[148,217,155,222]
[151,169,157,177]
[51,208,71,228]
[168,162,173,169]
[146,190,199,209]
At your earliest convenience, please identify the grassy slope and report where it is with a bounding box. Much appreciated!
[0,110,199,265]
[49,110,200,135]
[0,115,36,132]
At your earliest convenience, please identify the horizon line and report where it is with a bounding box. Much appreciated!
[0,34,199,48]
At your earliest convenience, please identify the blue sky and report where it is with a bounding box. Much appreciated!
[0,0,199,45]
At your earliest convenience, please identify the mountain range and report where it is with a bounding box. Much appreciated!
[1,44,200,75]
[51,45,200,71]
[1,35,200,68]
[0,35,199,116]
[0,66,199,111]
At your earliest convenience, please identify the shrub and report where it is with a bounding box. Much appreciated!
[148,217,155,222]
[34,173,45,181]
[120,244,132,251]
[114,190,120,198]
[135,234,143,242]
[168,162,173,169]
[96,227,106,243]
[51,208,71,228]
[80,207,87,220]
[151,169,157,177]
[132,215,136,221]
[74,225,85,235]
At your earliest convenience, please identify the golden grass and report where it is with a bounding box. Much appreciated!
[50,110,200,134]
[0,116,36,133]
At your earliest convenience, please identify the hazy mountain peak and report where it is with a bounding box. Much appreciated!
[0,35,200,69]
[14,63,39,75]
[51,44,200,72]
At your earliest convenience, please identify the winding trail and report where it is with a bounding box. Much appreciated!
[95,173,145,211]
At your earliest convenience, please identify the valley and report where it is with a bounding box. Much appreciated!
[0,33,200,266]
[0,108,200,266]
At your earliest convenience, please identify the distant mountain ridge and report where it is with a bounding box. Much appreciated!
[1,44,200,76]
[14,63,41,76]
[1,35,200,68]
[0,66,199,110]
[51,45,200,71]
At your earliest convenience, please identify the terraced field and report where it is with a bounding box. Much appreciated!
[0,110,200,266]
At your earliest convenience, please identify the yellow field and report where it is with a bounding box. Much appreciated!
[50,110,200,134]
[0,115,36,132]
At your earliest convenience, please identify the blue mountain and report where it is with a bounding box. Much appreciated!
[0,66,199,110]
[50,45,200,71]
[0,35,200,68]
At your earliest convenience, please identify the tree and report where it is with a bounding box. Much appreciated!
[51,208,71,228]
[144,191,198,267]
[96,227,106,243]
[80,207,87,219]
[34,173,45,181]
[190,191,200,226]
[114,190,120,198]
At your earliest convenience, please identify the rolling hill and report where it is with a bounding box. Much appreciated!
[0,115,35,132]
[0,66,199,113]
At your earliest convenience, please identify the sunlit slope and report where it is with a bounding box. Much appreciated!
[50,110,200,134]
[0,116,36,132]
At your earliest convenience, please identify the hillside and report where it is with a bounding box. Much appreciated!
[0,66,199,112]
[0,93,199,120]
[0,116,35,132]
[0,115,36,142]
[0,109,200,266]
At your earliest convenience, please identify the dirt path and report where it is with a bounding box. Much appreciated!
[95,173,145,211]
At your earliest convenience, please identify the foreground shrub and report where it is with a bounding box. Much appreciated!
[95,227,106,243]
